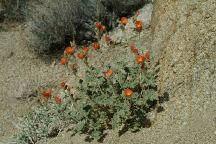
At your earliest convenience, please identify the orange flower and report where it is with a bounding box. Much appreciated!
[95,21,106,31]
[130,44,139,54]
[120,17,128,25]
[42,88,52,98]
[105,69,113,77]
[60,81,66,88]
[83,47,90,53]
[136,55,145,64]
[54,96,62,104]
[104,35,111,42]
[131,47,139,54]
[100,25,106,32]
[64,46,74,55]
[145,50,150,62]
[135,20,143,30]
[93,42,100,50]
[124,88,133,97]
[95,22,102,29]
[60,57,68,65]
[77,53,85,59]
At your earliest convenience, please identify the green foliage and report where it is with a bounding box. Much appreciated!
[15,91,75,144]
[69,61,158,140]
[13,2,158,140]
[14,59,158,143]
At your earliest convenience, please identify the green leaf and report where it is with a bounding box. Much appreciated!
[91,130,101,140]
[111,114,121,129]
[76,120,87,134]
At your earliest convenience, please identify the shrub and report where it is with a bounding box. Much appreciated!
[13,1,157,143]
[25,0,118,55]
[25,0,148,55]
[14,50,158,143]
[25,0,77,54]
[0,0,28,22]
[15,90,75,144]
[17,38,157,142]
[70,60,158,141]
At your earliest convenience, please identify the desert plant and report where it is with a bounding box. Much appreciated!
[15,89,75,144]
[25,0,77,55]
[69,58,158,141]
[0,0,28,22]
[13,1,157,142]
[25,0,118,55]
[14,50,158,143]
[25,0,149,56]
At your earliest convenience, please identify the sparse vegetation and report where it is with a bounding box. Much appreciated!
[14,17,161,143]
[0,0,28,22]
[70,60,158,141]
[1,0,148,55]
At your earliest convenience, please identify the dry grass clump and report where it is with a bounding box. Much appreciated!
[25,0,114,55]
[0,0,28,22]
[25,0,148,56]
[25,0,77,55]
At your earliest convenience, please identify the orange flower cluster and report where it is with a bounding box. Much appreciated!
[130,44,139,54]
[77,53,85,59]
[60,57,68,65]
[104,35,111,42]
[104,69,113,77]
[41,79,72,104]
[145,50,150,62]
[130,43,151,64]
[57,13,150,102]
[42,88,62,104]
[120,17,128,25]
[136,55,145,64]
[135,20,143,31]
[42,88,52,98]
[93,42,100,50]
[124,88,133,97]
[54,96,62,104]
[95,22,106,32]
[83,47,90,53]
[64,46,74,55]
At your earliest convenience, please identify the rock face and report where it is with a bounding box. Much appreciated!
[151,0,216,143]
[26,0,148,54]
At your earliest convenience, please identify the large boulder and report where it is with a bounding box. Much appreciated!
[150,0,216,143]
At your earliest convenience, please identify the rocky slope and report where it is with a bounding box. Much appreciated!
[151,0,216,143]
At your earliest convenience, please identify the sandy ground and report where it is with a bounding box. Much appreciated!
[0,24,72,143]
[0,1,216,144]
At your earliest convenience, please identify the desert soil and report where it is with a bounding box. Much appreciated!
[0,23,72,143]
